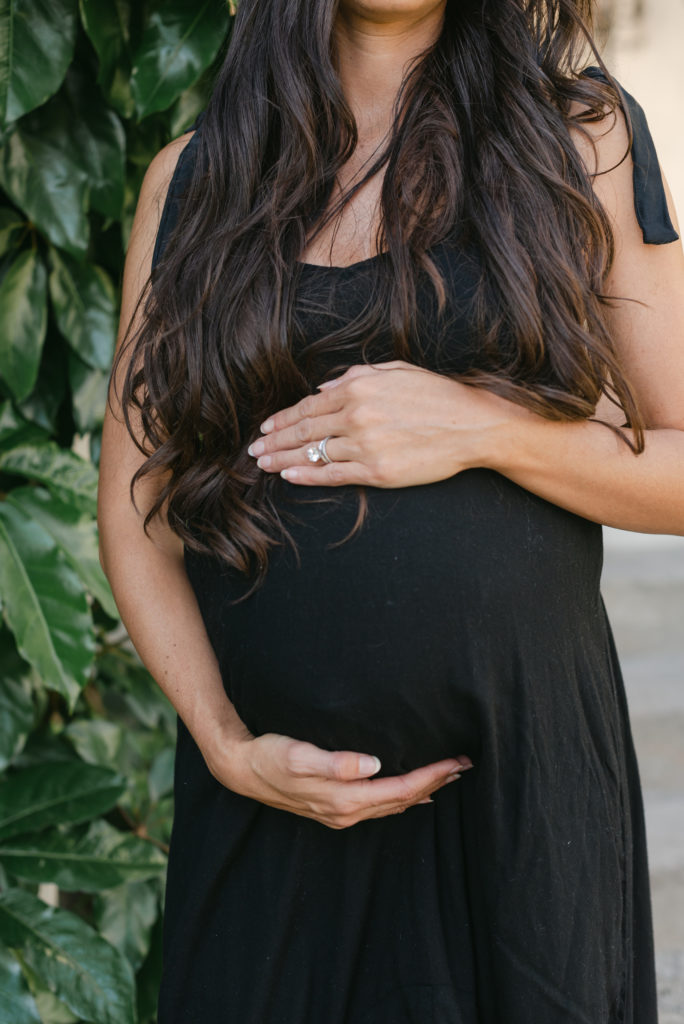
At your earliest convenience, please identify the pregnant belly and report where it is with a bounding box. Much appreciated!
[184,469,603,775]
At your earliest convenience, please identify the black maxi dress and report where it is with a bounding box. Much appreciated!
[154,69,679,1024]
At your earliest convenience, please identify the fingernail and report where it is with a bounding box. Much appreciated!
[446,770,462,782]
[459,764,474,771]
[418,797,434,804]
[261,418,274,433]
[359,755,381,775]
[249,440,265,456]
[256,455,272,468]
[280,468,298,481]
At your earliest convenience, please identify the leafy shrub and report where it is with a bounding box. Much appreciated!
[0,2,232,1021]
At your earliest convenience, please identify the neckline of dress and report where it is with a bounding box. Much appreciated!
[295,250,389,273]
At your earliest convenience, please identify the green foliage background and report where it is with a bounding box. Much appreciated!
[0,2,233,1020]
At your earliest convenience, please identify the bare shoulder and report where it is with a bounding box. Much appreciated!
[135,130,197,234]
[565,92,681,245]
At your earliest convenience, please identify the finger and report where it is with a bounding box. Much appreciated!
[249,413,347,458]
[256,438,355,474]
[284,741,383,780]
[259,387,345,434]
[280,460,371,486]
[339,756,465,810]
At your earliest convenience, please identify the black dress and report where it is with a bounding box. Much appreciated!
[154,70,678,1024]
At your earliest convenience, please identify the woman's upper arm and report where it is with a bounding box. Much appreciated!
[569,95,684,430]
[98,132,195,556]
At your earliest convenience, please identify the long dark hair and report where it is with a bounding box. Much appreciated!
[113,0,642,593]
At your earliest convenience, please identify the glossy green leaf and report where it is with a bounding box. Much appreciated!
[0,400,47,450]
[0,943,41,1024]
[0,99,90,257]
[69,353,110,434]
[61,67,126,220]
[0,0,78,127]
[64,718,124,767]
[0,440,98,515]
[94,880,159,973]
[0,818,167,890]
[16,329,70,433]
[0,760,125,841]
[131,0,229,119]
[0,249,48,402]
[11,951,79,1024]
[79,0,135,118]
[7,486,118,617]
[0,888,136,1024]
[49,251,117,374]
[0,629,36,771]
[0,502,95,711]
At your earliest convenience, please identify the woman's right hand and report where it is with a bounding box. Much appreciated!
[204,730,473,829]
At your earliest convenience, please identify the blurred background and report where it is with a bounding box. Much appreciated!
[598,2,684,1021]
[0,2,681,1022]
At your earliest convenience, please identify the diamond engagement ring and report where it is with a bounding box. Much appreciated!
[306,436,334,464]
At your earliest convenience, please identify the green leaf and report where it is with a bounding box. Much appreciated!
[148,746,174,803]
[0,0,78,127]
[12,951,79,1024]
[0,819,167,890]
[0,440,98,515]
[7,485,118,617]
[0,629,36,771]
[94,880,158,973]
[0,887,136,1024]
[0,760,126,841]
[131,0,229,119]
[0,942,41,1024]
[0,400,47,450]
[64,718,124,767]
[0,99,90,258]
[16,329,70,434]
[69,353,110,434]
[0,502,95,710]
[61,67,126,220]
[0,249,48,402]
[49,247,117,372]
[0,208,25,257]
[79,0,135,118]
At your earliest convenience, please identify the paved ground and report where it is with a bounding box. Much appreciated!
[602,529,684,1022]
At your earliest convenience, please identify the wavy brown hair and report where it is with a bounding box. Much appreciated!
[113,0,642,594]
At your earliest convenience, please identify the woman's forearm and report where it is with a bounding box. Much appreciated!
[489,414,684,535]
[99,531,252,773]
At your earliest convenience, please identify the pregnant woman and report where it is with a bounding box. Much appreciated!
[98,0,684,1021]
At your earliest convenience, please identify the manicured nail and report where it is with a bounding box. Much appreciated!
[446,770,462,782]
[248,440,264,456]
[359,755,381,775]
[256,455,271,468]
[261,418,274,433]
[280,468,298,481]
[459,764,474,771]
[418,797,434,804]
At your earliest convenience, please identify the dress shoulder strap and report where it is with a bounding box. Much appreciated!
[151,112,205,271]
[579,65,679,244]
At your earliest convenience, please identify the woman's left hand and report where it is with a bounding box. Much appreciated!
[247,360,527,487]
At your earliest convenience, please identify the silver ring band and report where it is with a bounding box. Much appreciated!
[319,435,333,464]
